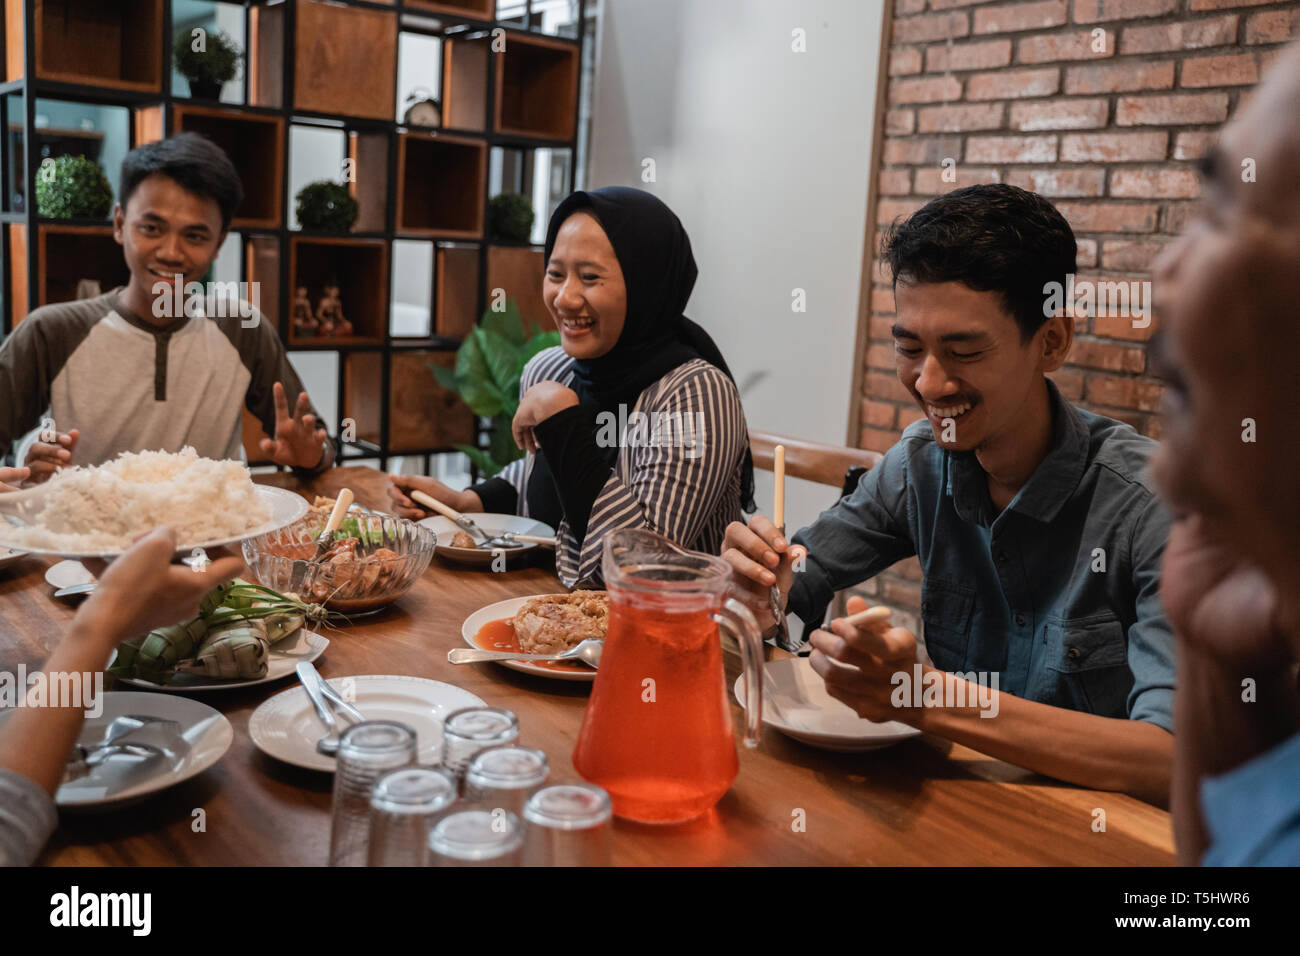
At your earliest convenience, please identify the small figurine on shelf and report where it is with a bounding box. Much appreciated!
[291,286,319,337]
[316,281,352,337]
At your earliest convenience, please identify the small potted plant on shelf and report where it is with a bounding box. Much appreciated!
[431,300,559,476]
[34,155,114,219]
[174,28,242,100]
[488,193,535,242]
[296,181,359,233]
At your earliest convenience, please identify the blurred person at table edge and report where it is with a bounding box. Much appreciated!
[725,184,1176,806]
[0,133,332,481]
[390,187,754,588]
[0,516,244,866]
[1150,42,1300,865]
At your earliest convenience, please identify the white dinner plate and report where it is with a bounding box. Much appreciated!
[0,691,233,809]
[108,628,330,692]
[0,484,309,559]
[45,559,95,590]
[249,674,486,772]
[733,658,923,752]
[418,513,555,567]
[461,595,599,683]
[0,547,26,572]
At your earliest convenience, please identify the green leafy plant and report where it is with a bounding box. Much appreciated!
[34,155,113,219]
[431,300,559,476]
[488,193,535,242]
[173,28,242,86]
[295,181,359,233]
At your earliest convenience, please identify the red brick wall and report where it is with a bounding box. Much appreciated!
[853,0,1300,632]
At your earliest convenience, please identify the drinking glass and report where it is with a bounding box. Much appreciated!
[367,766,458,867]
[522,783,613,866]
[329,721,417,867]
[427,808,523,866]
[441,707,519,780]
[463,745,549,815]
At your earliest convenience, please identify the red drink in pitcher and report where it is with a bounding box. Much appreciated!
[572,529,763,824]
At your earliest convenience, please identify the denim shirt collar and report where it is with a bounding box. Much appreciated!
[945,378,1090,526]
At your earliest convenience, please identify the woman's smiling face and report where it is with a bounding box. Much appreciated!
[543,211,628,360]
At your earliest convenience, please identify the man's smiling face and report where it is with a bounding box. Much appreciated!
[113,172,225,301]
[893,279,1069,453]
[1151,48,1300,580]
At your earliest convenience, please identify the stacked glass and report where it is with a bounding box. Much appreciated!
[367,766,458,866]
[463,745,550,815]
[329,721,418,867]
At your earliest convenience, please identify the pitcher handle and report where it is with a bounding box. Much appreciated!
[716,597,763,749]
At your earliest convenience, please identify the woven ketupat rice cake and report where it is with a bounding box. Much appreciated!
[513,590,609,654]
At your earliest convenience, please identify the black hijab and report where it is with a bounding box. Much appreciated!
[541,186,756,511]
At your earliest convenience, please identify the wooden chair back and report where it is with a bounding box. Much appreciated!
[748,430,882,497]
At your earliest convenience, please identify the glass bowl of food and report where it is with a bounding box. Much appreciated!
[242,507,435,614]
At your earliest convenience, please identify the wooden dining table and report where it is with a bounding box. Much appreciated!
[0,465,1175,865]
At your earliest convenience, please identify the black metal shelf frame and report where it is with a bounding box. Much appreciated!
[0,0,592,477]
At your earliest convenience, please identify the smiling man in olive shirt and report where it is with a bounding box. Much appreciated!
[725,185,1174,806]
[0,133,332,478]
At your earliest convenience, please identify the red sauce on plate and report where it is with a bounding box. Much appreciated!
[472,618,590,673]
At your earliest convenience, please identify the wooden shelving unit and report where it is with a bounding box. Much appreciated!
[6,0,164,92]
[487,244,548,335]
[396,132,486,237]
[133,102,286,229]
[495,33,579,141]
[286,235,388,347]
[435,244,479,338]
[6,223,131,321]
[0,0,593,471]
[290,0,396,122]
[441,31,580,141]
[406,0,493,18]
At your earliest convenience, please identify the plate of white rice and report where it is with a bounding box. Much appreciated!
[0,448,308,558]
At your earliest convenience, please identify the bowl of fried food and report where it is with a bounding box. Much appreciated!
[242,497,434,614]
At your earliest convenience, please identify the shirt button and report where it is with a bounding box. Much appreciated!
[1067,647,1081,661]
[996,551,1007,563]
[1015,613,1027,627]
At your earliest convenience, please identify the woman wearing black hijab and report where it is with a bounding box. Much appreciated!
[390,186,754,587]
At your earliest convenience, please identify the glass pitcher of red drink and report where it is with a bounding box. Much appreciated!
[572,529,763,824]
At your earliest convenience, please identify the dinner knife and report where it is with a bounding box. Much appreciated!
[298,661,365,723]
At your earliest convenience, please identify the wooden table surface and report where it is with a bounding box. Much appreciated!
[0,466,1175,865]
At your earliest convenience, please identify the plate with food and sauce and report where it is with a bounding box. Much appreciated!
[418,513,556,567]
[460,592,606,682]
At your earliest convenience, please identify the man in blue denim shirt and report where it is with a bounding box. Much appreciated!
[1151,43,1300,865]
[725,185,1175,806]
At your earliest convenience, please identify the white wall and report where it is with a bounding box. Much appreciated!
[588,0,882,534]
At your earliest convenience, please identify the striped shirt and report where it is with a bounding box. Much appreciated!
[0,770,56,867]
[498,347,749,588]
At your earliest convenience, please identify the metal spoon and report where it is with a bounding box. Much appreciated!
[475,531,557,550]
[447,638,603,668]
[297,662,342,756]
[410,490,494,546]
